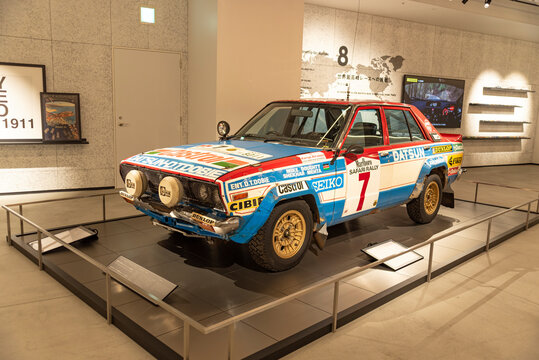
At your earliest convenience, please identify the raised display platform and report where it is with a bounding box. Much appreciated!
[9,200,537,359]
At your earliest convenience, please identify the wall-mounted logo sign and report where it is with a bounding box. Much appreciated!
[0,62,46,141]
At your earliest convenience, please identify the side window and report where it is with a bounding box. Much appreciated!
[404,111,426,141]
[386,109,411,144]
[342,109,384,149]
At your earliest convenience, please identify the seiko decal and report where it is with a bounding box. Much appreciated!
[298,152,326,164]
[390,147,425,162]
[276,181,308,196]
[447,154,463,167]
[127,155,228,179]
[228,176,271,191]
[349,158,379,175]
[228,196,264,212]
[432,144,452,154]
[311,174,344,192]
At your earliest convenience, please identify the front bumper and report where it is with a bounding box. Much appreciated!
[119,191,240,237]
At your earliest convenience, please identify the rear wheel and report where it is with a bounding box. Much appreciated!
[407,174,442,224]
[248,200,312,272]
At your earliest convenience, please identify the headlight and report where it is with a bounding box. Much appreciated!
[212,187,221,204]
[189,181,224,210]
[192,182,211,202]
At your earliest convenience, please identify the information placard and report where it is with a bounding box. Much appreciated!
[0,62,46,141]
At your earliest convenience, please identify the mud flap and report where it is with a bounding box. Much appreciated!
[441,184,455,208]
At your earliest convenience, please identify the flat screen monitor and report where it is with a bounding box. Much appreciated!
[402,75,465,128]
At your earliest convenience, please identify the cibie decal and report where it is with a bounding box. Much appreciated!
[432,144,452,154]
[126,154,227,179]
[298,152,326,164]
[390,147,425,162]
[228,176,271,191]
[145,148,250,169]
[192,144,271,160]
[447,154,463,167]
[228,196,264,212]
[311,174,344,192]
[276,181,308,196]
[349,158,379,175]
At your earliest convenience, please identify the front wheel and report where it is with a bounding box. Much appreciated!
[248,200,313,272]
[407,174,442,224]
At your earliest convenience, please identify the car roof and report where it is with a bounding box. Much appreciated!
[275,99,412,107]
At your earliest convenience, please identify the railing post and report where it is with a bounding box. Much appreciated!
[332,281,340,332]
[427,242,434,282]
[474,183,479,203]
[37,231,43,270]
[485,219,492,251]
[526,203,531,230]
[18,205,24,235]
[536,195,539,214]
[6,210,12,245]
[228,322,235,360]
[102,194,106,222]
[183,322,190,360]
[106,272,112,324]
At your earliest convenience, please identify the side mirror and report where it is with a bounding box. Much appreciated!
[345,143,364,155]
[217,121,230,139]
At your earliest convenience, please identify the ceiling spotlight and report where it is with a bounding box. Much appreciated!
[484,0,491,7]
[462,0,469,4]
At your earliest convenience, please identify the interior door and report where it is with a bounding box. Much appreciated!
[114,49,181,188]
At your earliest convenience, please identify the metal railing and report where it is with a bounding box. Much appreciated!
[3,192,539,360]
[462,179,539,213]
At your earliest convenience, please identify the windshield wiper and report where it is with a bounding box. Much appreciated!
[233,134,265,140]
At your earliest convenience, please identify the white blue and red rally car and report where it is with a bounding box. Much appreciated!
[119,100,463,271]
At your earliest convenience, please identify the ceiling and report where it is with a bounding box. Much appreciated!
[305,0,539,43]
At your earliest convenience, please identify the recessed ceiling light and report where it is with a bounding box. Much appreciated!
[140,7,155,24]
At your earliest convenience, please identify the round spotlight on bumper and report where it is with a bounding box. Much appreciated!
[125,170,148,197]
[159,176,184,207]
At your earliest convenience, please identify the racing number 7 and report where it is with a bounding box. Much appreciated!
[356,172,370,211]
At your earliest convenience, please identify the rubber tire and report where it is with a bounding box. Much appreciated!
[407,174,442,224]
[248,200,313,272]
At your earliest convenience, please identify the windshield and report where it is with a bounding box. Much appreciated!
[231,102,352,149]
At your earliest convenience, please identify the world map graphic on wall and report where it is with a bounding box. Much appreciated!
[301,50,405,100]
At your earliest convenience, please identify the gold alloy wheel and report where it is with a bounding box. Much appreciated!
[424,181,440,215]
[272,210,306,259]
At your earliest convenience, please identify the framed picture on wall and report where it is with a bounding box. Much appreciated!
[40,92,82,142]
[0,62,46,141]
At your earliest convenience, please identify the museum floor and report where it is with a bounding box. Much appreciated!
[1,165,538,360]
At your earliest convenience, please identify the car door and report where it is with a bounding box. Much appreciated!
[379,107,431,206]
[340,107,388,218]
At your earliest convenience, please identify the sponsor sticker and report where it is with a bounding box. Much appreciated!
[448,167,459,176]
[298,152,326,164]
[119,190,134,202]
[192,144,271,160]
[145,148,250,169]
[228,196,264,212]
[432,144,452,154]
[453,143,463,151]
[283,164,323,179]
[191,212,216,226]
[311,174,344,192]
[228,176,271,191]
[276,181,308,196]
[127,154,228,179]
[390,147,425,162]
[349,158,379,175]
[447,154,463,167]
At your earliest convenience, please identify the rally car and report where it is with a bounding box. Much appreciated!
[119,100,463,271]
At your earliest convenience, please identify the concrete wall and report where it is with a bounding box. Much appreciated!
[0,0,188,193]
[188,0,304,142]
[302,4,539,167]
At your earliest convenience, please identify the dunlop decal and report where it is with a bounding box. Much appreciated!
[432,144,452,154]
[191,212,216,226]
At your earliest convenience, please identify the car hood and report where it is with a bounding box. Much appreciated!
[121,140,324,181]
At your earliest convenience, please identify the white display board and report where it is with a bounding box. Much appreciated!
[0,62,46,141]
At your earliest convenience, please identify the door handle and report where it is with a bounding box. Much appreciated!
[423,145,431,150]
[118,122,129,127]
[379,151,389,157]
